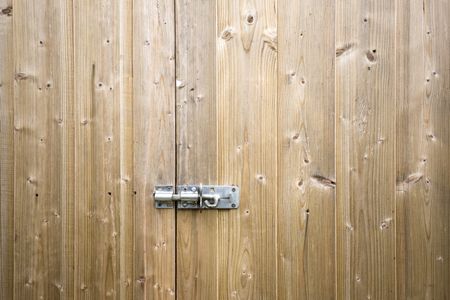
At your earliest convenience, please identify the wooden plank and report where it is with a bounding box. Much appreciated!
[335,0,397,299]
[118,1,134,299]
[175,0,218,299]
[73,1,133,298]
[13,0,74,298]
[216,0,278,298]
[396,0,450,298]
[132,0,176,298]
[0,0,14,298]
[277,0,335,298]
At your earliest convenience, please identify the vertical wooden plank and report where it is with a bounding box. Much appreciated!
[118,1,134,299]
[396,0,450,298]
[175,0,218,298]
[278,0,335,298]
[73,0,133,298]
[217,0,277,298]
[0,0,14,298]
[133,0,176,298]
[336,0,396,299]
[13,0,74,298]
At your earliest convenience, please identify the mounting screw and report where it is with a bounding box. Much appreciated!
[232,188,236,192]
[191,187,197,192]
[231,204,236,208]
[182,202,188,207]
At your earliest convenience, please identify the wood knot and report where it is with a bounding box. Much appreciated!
[15,73,29,81]
[263,28,277,51]
[221,27,235,41]
[176,80,185,89]
[311,175,336,188]
[256,174,267,184]
[379,218,392,230]
[137,276,146,286]
[1,6,12,16]
[336,43,354,57]
[366,50,376,63]
[246,14,255,25]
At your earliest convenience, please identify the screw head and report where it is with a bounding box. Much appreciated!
[231,204,236,208]
[182,202,188,207]
[191,187,197,192]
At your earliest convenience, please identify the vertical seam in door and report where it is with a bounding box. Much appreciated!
[12,0,16,298]
[130,0,135,297]
[394,0,398,299]
[174,0,178,298]
[275,0,279,298]
[213,0,222,300]
[334,0,338,298]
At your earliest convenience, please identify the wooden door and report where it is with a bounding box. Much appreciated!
[174,0,335,299]
[1,0,449,300]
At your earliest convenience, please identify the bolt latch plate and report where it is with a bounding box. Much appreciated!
[153,185,239,209]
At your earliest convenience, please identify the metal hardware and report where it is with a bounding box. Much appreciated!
[153,184,239,209]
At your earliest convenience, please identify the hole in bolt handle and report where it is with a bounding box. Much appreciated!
[202,194,220,208]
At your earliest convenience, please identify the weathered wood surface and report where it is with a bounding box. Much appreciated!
[0,1,449,299]
[175,0,218,299]
[216,0,277,298]
[336,0,397,299]
[13,1,74,299]
[0,0,14,299]
[396,0,450,299]
[133,0,176,299]
[278,0,335,298]
[73,1,134,298]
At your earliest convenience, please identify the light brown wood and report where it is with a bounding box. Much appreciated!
[175,0,218,299]
[73,1,133,298]
[278,0,335,298]
[118,1,134,299]
[396,0,450,298]
[133,0,176,299]
[0,0,14,298]
[2,2,450,299]
[336,0,397,299]
[13,0,74,298]
[216,0,278,298]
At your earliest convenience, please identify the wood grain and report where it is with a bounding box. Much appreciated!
[118,1,134,299]
[216,0,278,298]
[0,0,14,298]
[278,0,335,298]
[2,2,450,299]
[13,0,74,298]
[336,0,397,299]
[133,0,176,299]
[396,0,450,298]
[175,0,218,299]
[73,1,133,298]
